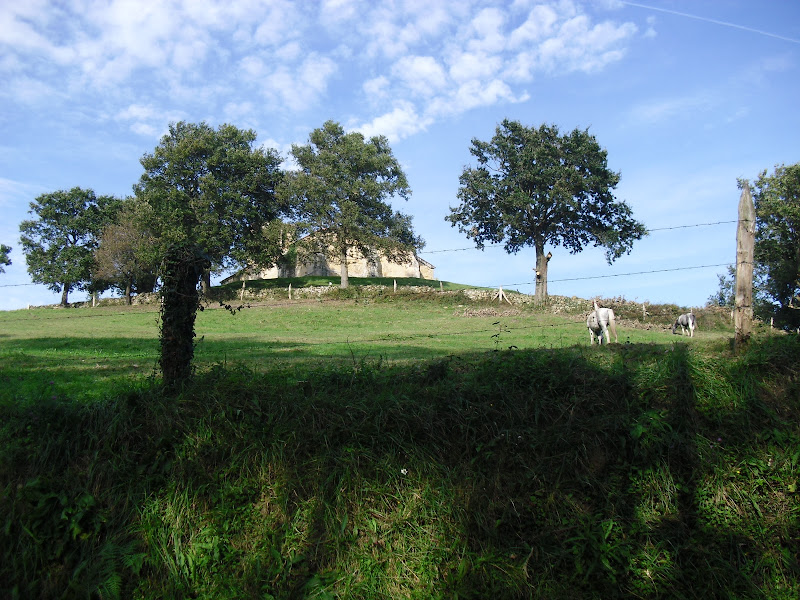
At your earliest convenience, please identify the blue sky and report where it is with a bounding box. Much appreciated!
[1,0,798,311]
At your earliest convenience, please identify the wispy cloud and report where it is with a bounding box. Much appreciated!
[0,1,638,142]
[620,1,800,44]
[628,93,716,125]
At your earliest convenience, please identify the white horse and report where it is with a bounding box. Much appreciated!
[587,300,618,345]
[672,313,697,337]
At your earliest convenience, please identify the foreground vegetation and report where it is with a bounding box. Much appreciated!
[1,284,798,598]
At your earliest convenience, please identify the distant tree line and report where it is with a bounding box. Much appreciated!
[709,163,800,331]
[17,120,421,389]
[18,120,420,308]
[15,115,798,384]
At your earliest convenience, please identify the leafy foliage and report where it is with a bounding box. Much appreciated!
[134,121,287,387]
[19,187,120,305]
[289,120,422,288]
[447,119,647,301]
[750,164,800,329]
[93,198,159,304]
[708,264,736,308]
[134,121,286,272]
[0,243,10,273]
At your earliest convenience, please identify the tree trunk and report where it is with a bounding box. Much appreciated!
[201,269,211,295]
[60,285,69,307]
[534,245,551,304]
[125,280,132,305]
[160,245,208,392]
[340,247,349,288]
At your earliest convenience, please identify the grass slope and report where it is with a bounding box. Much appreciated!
[1,282,798,598]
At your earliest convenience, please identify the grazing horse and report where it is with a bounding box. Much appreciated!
[587,300,618,345]
[672,313,697,337]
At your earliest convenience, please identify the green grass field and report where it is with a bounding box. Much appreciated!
[1,280,798,598]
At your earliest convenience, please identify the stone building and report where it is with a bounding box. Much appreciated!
[223,237,435,283]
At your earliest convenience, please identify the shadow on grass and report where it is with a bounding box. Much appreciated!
[1,337,799,598]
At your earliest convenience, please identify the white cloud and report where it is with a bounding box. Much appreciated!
[251,0,305,46]
[466,7,507,54]
[5,76,59,104]
[644,15,657,38]
[116,103,158,121]
[275,41,304,62]
[0,0,639,146]
[363,76,390,100]
[320,0,362,25]
[130,122,159,137]
[628,93,716,125]
[392,55,448,97]
[115,103,185,137]
[347,1,636,139]
[356,2,461,60]
[448,51,502,83]
[172,37,209,71]
[299,54,338,96]
[0,1,67,57]
[240,56,266,79]
[450,78,525,114]
[357,102,432,142]
[263,53,338,111]
[509,4,560,47]
[223,101,256,122]
[536,15,637,73]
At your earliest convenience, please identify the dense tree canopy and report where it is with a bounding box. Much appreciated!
[134,121,286,287]
[93,198,159,304]
[446,119,647,302]
[134,121,286,389]
[751,163,800,329]
[19,188,120,306]
[289,120,421,288]
[0,244,10,273]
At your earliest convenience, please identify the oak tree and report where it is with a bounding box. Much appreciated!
[134,121,285,389]
[750,163,800,329]
[446,120,647,302]
[20,188,120,306]
[289,120,421,288]
[93,198,158,304]
[135,121,286,288]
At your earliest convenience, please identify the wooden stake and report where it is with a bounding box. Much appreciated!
[288,283,292,300]
[734,182,755,351]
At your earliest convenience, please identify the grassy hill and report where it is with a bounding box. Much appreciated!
[1,279,798,598]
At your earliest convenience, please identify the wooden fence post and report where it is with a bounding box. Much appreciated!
[734,182,755,351]
[288,283,292,300]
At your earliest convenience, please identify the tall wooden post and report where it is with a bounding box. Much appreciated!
[734,182,755,351]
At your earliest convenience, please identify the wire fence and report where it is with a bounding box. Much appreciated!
[0,219,737,296]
